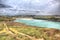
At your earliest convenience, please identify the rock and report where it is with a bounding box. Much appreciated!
[55,34,60,37]
[37,38,44,40]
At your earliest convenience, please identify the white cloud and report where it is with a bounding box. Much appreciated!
[0,0,60,15]
[44,1,59,12]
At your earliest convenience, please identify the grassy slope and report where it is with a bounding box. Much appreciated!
[0,22,60,40]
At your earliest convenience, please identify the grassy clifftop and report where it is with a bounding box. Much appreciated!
[0,22,60,40]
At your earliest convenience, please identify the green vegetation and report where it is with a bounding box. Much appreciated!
[33,16,60,22]
[0,15,60,22]
[0,22,60,40]
[0,16,15,21]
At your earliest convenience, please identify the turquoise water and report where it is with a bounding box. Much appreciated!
[14,19,60,29]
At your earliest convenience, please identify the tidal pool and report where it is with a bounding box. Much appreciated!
[14,19,60,30]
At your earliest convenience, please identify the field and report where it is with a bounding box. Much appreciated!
[0,22,60,40]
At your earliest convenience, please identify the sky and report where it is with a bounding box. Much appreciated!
[0,0,60,15]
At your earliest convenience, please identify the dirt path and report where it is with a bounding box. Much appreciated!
[3,23,43,40]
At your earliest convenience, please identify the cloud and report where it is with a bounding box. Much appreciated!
[0,0,60,15]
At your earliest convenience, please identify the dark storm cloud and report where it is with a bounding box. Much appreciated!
[0,4,12,8]
[0,0,11,8]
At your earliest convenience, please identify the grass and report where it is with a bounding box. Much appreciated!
[0,22,60,40]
